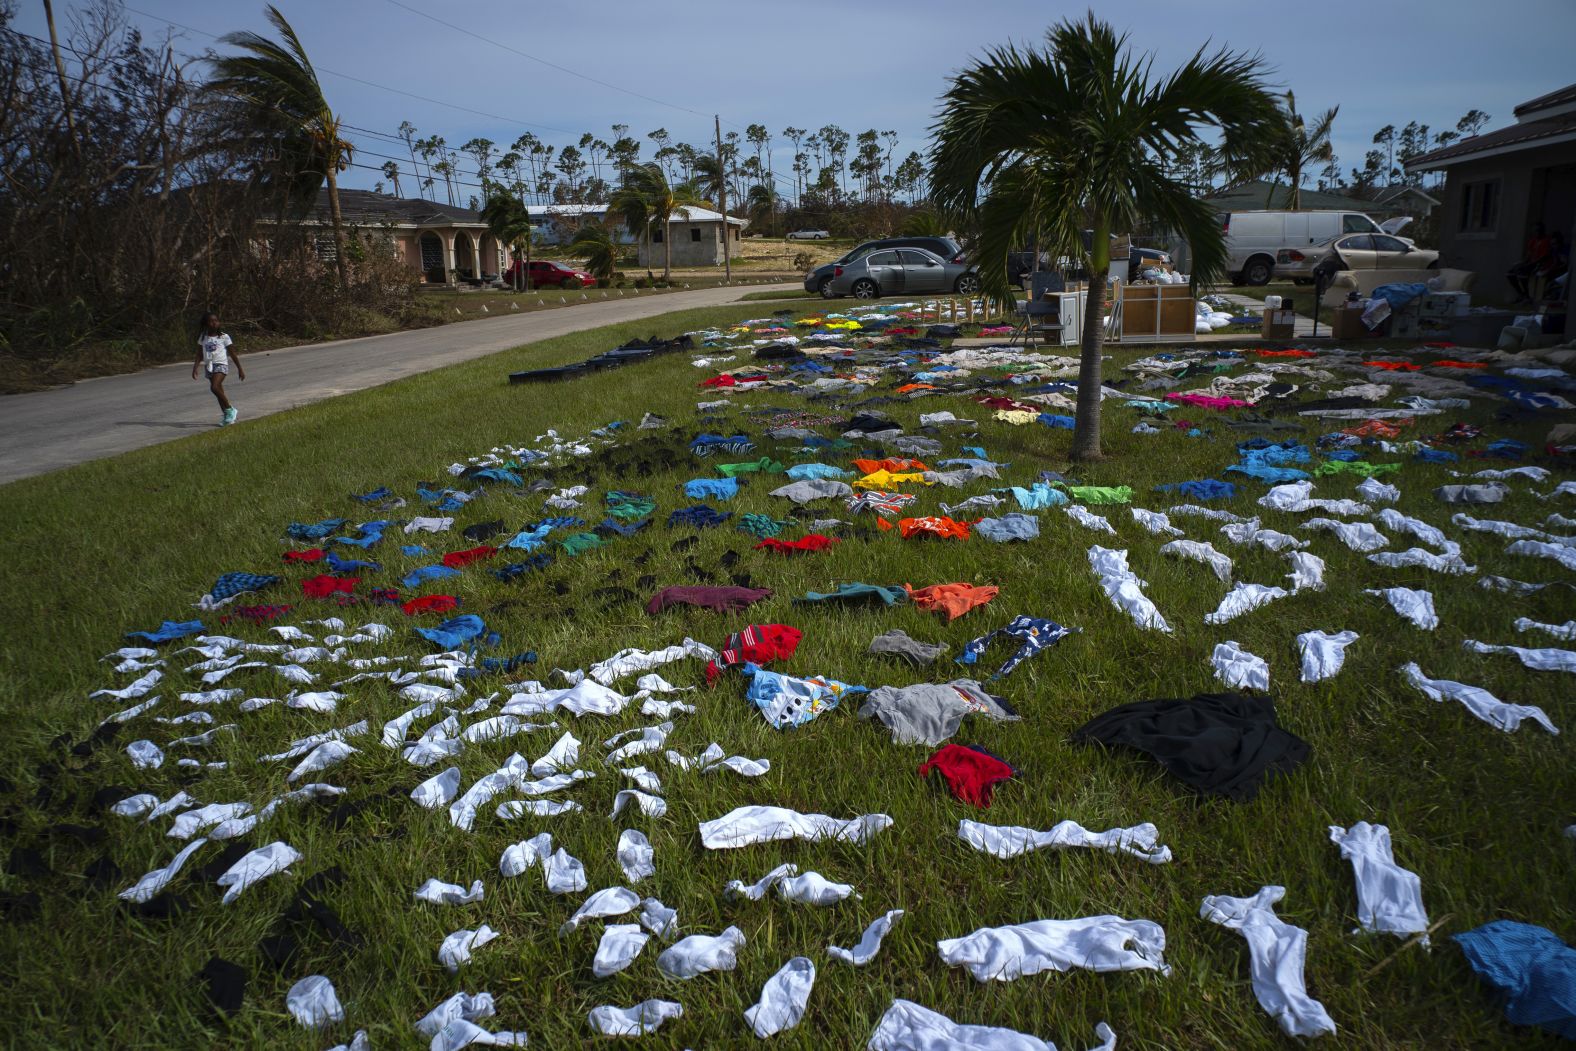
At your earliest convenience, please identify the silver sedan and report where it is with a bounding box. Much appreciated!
[824,247,980,299]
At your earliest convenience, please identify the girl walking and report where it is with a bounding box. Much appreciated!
[192,311,245,425]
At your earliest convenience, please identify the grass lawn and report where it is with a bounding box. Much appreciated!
[738,289,820,303]
[1,302,1572,1049]
[419,276,798,324]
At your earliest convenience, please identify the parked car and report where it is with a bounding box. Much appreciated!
[502,259,596,289]
[823,246,980,299]
[785,229,830,240]
[1006,244,1170,286]
[1218,209,1390,286]
[804,236,965,297]
[1276,234,1439,282]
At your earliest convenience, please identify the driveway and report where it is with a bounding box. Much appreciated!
[0,282,799,485]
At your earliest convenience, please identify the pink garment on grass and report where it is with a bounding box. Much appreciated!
[1165,393,1250,410]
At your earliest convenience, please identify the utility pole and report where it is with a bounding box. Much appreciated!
[43,0,80,157]
[715,114,731,283]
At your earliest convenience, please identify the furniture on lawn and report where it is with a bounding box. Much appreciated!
[1011,271,1083,348]
[1320,268,1475,309]
[1115,282,1195,343]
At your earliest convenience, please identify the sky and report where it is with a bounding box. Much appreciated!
[21,0,1576,197]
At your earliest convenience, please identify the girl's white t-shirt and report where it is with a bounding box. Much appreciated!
[199,333,232,366]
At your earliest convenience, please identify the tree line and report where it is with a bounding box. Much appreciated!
[375,121,929,222]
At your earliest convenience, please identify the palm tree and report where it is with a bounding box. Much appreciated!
[615,163,706,282]
[1271,91,1337,209]
[568,224,617,281]
[608,179,652,270]
[690,153,724,207]
[930,15,1277,461]
[745,184,776,234]
[381,160,401,198]
[210,5,355,291]
[481,194,533,290]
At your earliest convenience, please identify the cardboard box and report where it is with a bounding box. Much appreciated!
[1261,308,1295,339]
[1331,305,1369,340]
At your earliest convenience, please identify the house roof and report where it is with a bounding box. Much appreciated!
[1515,83,1576,118]
[525,203,747,226]
[1409,83,1576,170]
[1202,179,1400,213]
[1406,113,1576,170]
[1371,184,1441,207]
[306,188,491,227]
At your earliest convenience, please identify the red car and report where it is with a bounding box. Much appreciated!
[503,259,596,288]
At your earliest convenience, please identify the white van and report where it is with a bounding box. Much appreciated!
[1219,210,1385,286]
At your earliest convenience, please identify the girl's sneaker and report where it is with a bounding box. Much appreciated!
[219,412,230,426]
[223,407,238,425]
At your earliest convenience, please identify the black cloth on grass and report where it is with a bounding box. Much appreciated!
[1070,691,1309,801]
[462,520,505,542]
[198,956,247,1016]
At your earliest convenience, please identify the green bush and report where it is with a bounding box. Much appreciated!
[564,276,584,290]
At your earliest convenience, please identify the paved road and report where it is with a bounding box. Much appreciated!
[0,282,799,485]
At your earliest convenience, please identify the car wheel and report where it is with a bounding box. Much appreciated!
[851,279,879,299]
[1242,256,1273,286]
[954,273,981,295]
[817,277,837,299]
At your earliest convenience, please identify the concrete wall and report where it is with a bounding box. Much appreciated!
[638,221,741,267]
[1435,141,1576,306]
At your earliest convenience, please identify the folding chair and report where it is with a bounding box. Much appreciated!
[1011,270,1068,348]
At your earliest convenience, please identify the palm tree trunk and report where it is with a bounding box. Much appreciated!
[325,164,350,291]
[1070,217,1109,462]
[663,216,673,282]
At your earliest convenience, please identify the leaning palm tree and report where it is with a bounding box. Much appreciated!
[1271,91,1338,209]
[931,15,1278,461]
[568,223,618,281]
[210,5,355,291]
[691,153,725,207]
[618,163,706,282]
[481,194,533,290]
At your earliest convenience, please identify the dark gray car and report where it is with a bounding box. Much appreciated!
[803,236,964,296]
[823,247,980,299]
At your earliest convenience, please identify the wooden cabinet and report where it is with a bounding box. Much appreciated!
[1116,283,1195,342]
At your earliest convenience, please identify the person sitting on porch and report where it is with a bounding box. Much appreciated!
[1508,222,1552,301]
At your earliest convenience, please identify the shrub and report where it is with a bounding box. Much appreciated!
[564,276,583,290]
[633,277,649,289]
[792,251,815,271]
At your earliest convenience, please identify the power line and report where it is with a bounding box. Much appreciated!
[380,0,709,119]
[9,20,837,202]
[120,5,576,134]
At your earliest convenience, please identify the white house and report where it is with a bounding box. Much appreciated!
[525,203,747,266]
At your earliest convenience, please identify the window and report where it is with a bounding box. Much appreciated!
[419,235,443,271]
[1372,235,1409,252]
[899,249,938,266]
[1338,235,1373,251]
[1459,179,1500,233]
[1342,214,1378,234]
[690,227,702,242]
[865,251,900,266]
